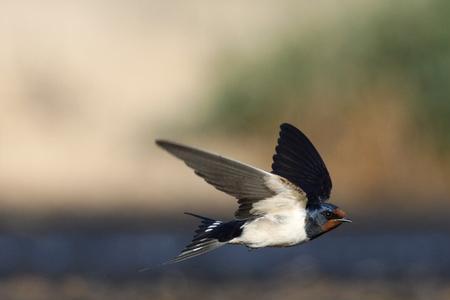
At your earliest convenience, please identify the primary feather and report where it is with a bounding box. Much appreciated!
[155,140,307,219]
[272,123,332,204]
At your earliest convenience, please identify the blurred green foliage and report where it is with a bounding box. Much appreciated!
[209,0,450,148]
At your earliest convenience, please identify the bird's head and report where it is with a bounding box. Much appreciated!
[305,203,351,240]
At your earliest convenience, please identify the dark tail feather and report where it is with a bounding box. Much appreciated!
[166,212,244,264]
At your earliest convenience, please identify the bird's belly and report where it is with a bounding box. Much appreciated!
[229,213,308,248]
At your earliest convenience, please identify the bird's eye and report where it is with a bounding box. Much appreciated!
[323,211,333,218]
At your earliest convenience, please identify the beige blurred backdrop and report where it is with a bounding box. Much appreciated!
[1,0,449,224]
[0,0,300,217]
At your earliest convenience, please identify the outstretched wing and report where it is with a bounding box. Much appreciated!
[271,123,332,205]
[156,140,307,219]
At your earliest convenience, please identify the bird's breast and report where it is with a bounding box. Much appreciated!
[229,208,308,248]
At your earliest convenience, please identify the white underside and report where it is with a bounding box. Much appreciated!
[229,202,308,248]
[228,175,309,248]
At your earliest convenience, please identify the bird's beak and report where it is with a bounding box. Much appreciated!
[335,218,352,223]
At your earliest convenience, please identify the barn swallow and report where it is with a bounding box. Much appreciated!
[156,123,351,263]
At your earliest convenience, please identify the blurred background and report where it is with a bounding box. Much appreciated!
[0,0,449,299]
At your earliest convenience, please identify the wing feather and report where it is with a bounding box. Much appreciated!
[156,140,307,219]
[271,123,332,204]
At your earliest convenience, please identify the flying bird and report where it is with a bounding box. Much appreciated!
[156,123,351,263]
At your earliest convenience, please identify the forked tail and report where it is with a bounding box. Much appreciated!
[166,212,244,264]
